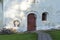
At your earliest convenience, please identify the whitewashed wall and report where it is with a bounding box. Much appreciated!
[4,0,60,32]
[0,2,3,29]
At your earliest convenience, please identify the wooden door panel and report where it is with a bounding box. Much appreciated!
[27,13,36,31]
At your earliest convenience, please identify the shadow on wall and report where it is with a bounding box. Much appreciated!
[0,0,2,2]
[0,0,3,28]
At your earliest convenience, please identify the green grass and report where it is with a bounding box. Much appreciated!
[45,30,60,40]
[0,30,60,40]
[0,33,37,40]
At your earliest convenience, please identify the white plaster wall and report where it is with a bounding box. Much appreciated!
[4,0,60,31]
[0,2,3,29]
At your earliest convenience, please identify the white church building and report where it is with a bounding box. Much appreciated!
[1,0,60,32]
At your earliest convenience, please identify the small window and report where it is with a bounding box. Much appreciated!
[42,12,48,21]
[33,0,35,3]
[27,0,35,3]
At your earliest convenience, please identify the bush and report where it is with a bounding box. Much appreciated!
[0,28,14,34]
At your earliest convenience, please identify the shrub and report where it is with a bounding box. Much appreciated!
[0,28,14,34]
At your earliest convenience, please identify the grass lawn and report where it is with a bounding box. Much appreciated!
[45,30,60,40]
[0,33,37,40]
[0,30,60,40]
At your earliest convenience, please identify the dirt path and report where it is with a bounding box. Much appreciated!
[36,31,52,40]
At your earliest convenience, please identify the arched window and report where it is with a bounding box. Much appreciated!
[42,12,48,21]
[27,0,35,3]
[33,0,35,3]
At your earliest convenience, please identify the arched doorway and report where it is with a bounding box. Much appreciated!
[27,13,36,31]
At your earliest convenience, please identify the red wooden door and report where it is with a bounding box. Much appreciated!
[27,13,36,31]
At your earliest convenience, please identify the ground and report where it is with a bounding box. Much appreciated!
[0,30,60,40]
[0,33,37,40]
[45,30,60,40]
